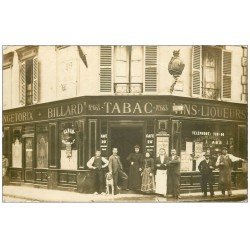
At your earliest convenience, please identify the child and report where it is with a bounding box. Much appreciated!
[141,152,155,193]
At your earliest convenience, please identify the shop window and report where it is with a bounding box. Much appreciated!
[181,121,235,172]
[114,46,143,94]
[60,121,78,170]
[12,127,22,168]
[17,46,39,106]
[36,125,49,168]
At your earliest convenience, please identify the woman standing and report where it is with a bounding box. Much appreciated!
[127,145,143,190]
[141,152,155,193]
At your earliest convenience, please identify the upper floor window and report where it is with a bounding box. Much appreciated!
[114,46,143,94]
[17,46,39,106]
[3,52,14,109]
[192,45,231,100]
[100,45,157,94]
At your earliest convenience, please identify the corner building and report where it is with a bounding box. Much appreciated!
[2,45,247,193]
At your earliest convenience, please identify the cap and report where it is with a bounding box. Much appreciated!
[134,145,140,149]
[205,153,210,156]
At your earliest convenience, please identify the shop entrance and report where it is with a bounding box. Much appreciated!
[110,122,144,175]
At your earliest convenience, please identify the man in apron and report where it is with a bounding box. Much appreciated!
[215,147,244,196]
[155,148,168,196]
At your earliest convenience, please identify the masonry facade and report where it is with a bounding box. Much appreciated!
[2,45,248,192]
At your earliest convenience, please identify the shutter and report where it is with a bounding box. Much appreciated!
[100,46,112,92]
[32,56,39,104]
[19,61,26,106]
[145,46,157,92]
[192,45,202,96]
[222,50,232,99]
[131,46,143,83]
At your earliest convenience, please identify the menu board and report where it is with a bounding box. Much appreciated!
[156,136,169,156]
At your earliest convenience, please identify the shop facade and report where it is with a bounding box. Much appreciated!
[3,95,247,193]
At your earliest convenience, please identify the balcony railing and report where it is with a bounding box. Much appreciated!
[202,87,219,100]
[114,83,143,94]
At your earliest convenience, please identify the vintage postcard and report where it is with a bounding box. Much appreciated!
[2,45,248,202]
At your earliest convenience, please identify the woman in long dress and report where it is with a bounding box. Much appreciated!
[141,152,155,193]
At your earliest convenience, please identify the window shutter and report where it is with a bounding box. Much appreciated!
[32,56,39,104]
[145,46,157,92]
[192,45,202,96]
[19,61,26,106]
[100,46,112,92]
[222,50,232,99]
[131,46,143,83]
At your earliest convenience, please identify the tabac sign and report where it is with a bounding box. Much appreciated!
[2,96,247,125]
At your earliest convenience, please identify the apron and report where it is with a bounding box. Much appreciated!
[155,169,167,195]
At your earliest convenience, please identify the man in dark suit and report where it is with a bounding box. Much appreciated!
[167,149,181,199]
[198,152,214,197]
[108,148,128,194]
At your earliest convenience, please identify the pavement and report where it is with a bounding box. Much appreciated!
[2,185,248,203]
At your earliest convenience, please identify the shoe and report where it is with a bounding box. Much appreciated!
[176,195,181,199]
[93,192,98,195]
[101,192,106,195]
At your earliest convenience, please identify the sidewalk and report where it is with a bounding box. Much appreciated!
[2,185,248,202]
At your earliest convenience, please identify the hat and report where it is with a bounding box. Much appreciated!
[134,145,140,149]
[222,146,228,150]
[205,152,210,156]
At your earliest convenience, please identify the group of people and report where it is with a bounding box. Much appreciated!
[87,145,246,198]
[198,146,245,197]
[87,145,182,198]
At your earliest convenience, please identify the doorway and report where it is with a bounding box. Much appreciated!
[110,125,143,175]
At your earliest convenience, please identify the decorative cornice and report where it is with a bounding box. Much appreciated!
[16,46,39,61]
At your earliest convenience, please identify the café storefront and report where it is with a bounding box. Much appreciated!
[2,95,247,193]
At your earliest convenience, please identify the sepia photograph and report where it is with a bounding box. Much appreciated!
[2,45,248,203]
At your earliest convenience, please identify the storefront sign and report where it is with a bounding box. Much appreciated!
[3,96,247,125]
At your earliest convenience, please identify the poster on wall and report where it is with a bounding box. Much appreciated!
[186,141,193,154]
[180,151,193,172]
[12,139,22,168]
[194,141,203,157]
[156,136,169,156]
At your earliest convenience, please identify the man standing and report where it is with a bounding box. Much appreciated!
[167,149,181,199]
[126,145,143,190]
[198,152,214,197]
[108,148,128,195]
[2,155,9,186]
[215,147,244,196]
[155,148,168,195]
[87,149,109,195]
